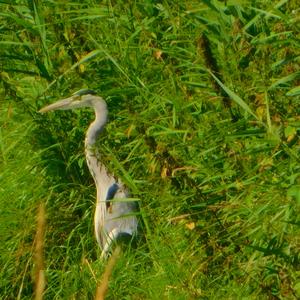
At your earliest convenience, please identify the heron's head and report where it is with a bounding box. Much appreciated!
[39,89,106,113]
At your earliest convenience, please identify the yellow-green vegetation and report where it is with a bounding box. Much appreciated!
[1,1,299,299]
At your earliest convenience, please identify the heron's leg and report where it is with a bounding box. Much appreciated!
[100,228,120,260]
[94,203,106,246]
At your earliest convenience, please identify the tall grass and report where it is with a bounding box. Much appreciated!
[1,0,299,299]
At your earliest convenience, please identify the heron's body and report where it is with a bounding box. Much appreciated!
[39,90,138,258]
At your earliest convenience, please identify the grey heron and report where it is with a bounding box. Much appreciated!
[39,89,138,258]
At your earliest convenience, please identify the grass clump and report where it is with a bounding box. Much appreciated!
[1,0,299,299]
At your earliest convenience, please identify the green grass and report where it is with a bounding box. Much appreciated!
[1,0,300,299]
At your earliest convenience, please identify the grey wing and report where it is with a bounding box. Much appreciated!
[100,182,138,258]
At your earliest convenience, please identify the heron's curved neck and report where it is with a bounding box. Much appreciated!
[84,100,111,194]
[85,101,108,147]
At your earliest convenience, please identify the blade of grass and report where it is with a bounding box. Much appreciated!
[286,85,300,96]
[43,49,104,94]
[103,145,139,194]
[207,69,262,124]
[269,72,300,90]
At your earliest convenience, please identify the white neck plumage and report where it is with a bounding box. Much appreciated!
[85,100,108,146]
[84,100,111,194]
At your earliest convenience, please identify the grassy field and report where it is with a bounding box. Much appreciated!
[1,1,299,299]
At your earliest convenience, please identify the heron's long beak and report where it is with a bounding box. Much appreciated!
[39,97,73,113]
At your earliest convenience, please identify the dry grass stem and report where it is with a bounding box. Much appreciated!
[34,202,46,300]
[95,246,121,300]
